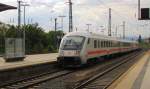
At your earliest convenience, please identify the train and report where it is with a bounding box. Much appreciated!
[57,32,139,67]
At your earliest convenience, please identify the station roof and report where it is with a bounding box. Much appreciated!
[0,3,17,12]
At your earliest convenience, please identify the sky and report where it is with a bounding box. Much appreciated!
[0,0,150,39]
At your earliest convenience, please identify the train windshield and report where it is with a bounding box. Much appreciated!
[61,36,85,50]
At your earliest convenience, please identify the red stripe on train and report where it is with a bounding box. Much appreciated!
[88,50,107,55]
[87,47,133,55]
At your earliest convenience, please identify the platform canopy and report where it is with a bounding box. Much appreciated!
[0,3,17,12]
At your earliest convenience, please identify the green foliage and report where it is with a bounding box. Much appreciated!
[139,41,150,49]
[0,23,64,54]
[0,24,7,54]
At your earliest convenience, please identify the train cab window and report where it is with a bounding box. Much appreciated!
[88,38,90,44]
[61,36,85,50]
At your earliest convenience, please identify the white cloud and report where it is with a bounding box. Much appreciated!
[0,0,150,38]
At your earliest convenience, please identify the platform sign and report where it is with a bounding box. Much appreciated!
[4,38,25,62]
[140,8,150,20]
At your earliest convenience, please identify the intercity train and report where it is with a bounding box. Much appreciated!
[57,32,139,67]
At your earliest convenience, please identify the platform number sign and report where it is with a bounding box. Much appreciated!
[140,8,150,20]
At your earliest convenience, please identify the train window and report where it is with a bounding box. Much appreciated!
[105,41,107,47]
[98,40,100,48]
[94,40,97,48]
[111,41,113,47]
[104,41,106,47]
[110,41,112,47]
[103,41,105,48]
[96,40,98,48]
[101,41,103,48]
[88,38,90,44]
[102,41,104,48]
[98,40,99,48]
[106,41,108,47]
[101,41,102,48]
[107,41,108,47]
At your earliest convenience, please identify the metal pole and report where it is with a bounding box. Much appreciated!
[55,18,57,32]
[55,18,57,49]
[59,16,66,31]
[22,4,29,25]
[18,0,22,39]
[18,0,21,29]
[115,25,118,37]
[68,0,73,32]
[138,0,141,19]
[23,6,25,25]
[21,3,29,55]
[23,6,25,55]
[108,8,112,36]
[123,21,126,39]
[86,24,91,32]
[23,5,26,55]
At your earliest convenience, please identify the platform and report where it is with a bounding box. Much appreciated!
[0,53,58,70]
[108,50,150,89]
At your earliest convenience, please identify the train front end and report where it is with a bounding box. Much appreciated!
[57,35,85,67]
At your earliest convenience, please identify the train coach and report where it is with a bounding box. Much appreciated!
[57,32,139,67]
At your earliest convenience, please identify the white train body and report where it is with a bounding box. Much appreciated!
[57,32,139,67]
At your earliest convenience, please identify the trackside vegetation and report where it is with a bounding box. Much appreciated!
[0,23,64,54]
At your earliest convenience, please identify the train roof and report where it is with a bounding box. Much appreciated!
[64,32,138,43]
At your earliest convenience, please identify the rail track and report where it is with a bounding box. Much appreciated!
[1,69,74,89]
[33,50,144,89]
[73,50,144,89]
[0,50,144,89]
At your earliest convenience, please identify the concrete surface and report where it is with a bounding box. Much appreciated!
[0,53,58,70]
[108,51,150,89]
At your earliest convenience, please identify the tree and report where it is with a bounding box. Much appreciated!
[23,23,49,54]
[47,30,64,52]
[0,23,9,54]
[0,22,65,54]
